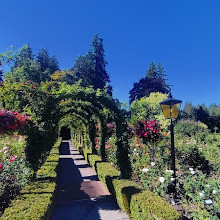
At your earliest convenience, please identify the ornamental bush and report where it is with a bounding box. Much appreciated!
[174,120,209,140]
[96,162,120,193]
[130,191,181,220]
[87,154,102,170]
[112,179,142,214]
[83,148,92,162]
[134,120,161,144]
[0,109,29,133]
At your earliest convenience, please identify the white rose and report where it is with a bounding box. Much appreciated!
[199,192,205,197]
[189,168,194,171]
[142,168,149,173]
[212,190,217,194]
[151,162,155,166]
[165,170,174,174]
[159,177,165,183]
[190,170,195,175]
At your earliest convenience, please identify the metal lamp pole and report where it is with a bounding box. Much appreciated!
[170,119,176,187]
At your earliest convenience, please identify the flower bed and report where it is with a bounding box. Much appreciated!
[0,138,61,219]
[0,134,32,215]
[0,109,29,133]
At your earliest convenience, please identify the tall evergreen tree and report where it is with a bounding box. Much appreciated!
[129,62,170,104]
[4,45,59,83]
[36,48,59,73]
[14,44,34,68]
[49,55,59,73]
[36,48,50,72]
[72,34,112,95]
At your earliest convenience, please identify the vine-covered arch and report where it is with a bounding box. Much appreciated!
[56,85,132,178]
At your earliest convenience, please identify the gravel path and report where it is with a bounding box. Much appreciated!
[50,140,130,220]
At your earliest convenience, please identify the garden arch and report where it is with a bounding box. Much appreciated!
[57,85,132,178]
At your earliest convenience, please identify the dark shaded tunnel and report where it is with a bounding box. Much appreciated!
[60,126,71,140]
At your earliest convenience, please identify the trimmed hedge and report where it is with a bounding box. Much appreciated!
[88,154,102,170]
[1,138,61,220]
[80,151,181,219]
[96,162,120,194]
[83,148,92,161]
[112,179,142,215]
[130,191,181,220]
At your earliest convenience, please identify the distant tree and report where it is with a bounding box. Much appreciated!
[72,34,112,95]
[89,34,111,89]
[129,62,170,104]
[195,104,211,127]
[36,48,59,73]
[36,48,50,72]
[208,104,220,131]
[72,55,94,87]
[49,55,60,73]
[181,102,196,120]
[3,45,59,84]
[13,44,34,68]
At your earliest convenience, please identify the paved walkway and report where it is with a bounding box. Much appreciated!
[50,140,130,220]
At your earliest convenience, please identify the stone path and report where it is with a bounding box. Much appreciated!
[50,140,130,220]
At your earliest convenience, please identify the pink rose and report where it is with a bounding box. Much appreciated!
[10,156,16,162]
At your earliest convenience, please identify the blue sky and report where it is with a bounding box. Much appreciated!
[1,0,220,107]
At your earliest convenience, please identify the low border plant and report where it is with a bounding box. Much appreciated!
[0,138,61,219]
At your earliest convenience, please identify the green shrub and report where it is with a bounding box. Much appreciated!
[112,179,142,215]
[130,191,181,220]
[83,148,92,162]
[96,162,120,193]
[175,120,209,140]
[0,138,61,219]
[88,154,102,170]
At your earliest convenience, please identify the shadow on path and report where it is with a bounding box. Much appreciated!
[50,140,129,220]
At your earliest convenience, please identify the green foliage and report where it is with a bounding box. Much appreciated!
[0,138,60,219]
[83,148,92,162]
[181,174,220,219]
[177,144,212,174]
[129,62,169,104]
[181,102,220,131]
[72,34,112,94]
[130,92,169,129]
[59,84,132,178]
[13,44,34,68]
[140,161,172,198]
[130,147,150,175]
[36,48,59,73]
[96,162,120,191]
[174,120,209,140]
[88,154,102,170]
[112,179,142,215]
[3,45,59,84]
[130,191,181,220]
[0,134,33,214]
[181,102,196,120]
[1,42,132,181]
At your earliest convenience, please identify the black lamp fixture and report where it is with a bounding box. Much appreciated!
[160,92,182,188]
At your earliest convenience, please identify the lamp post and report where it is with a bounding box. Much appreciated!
[160,93,182,188]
